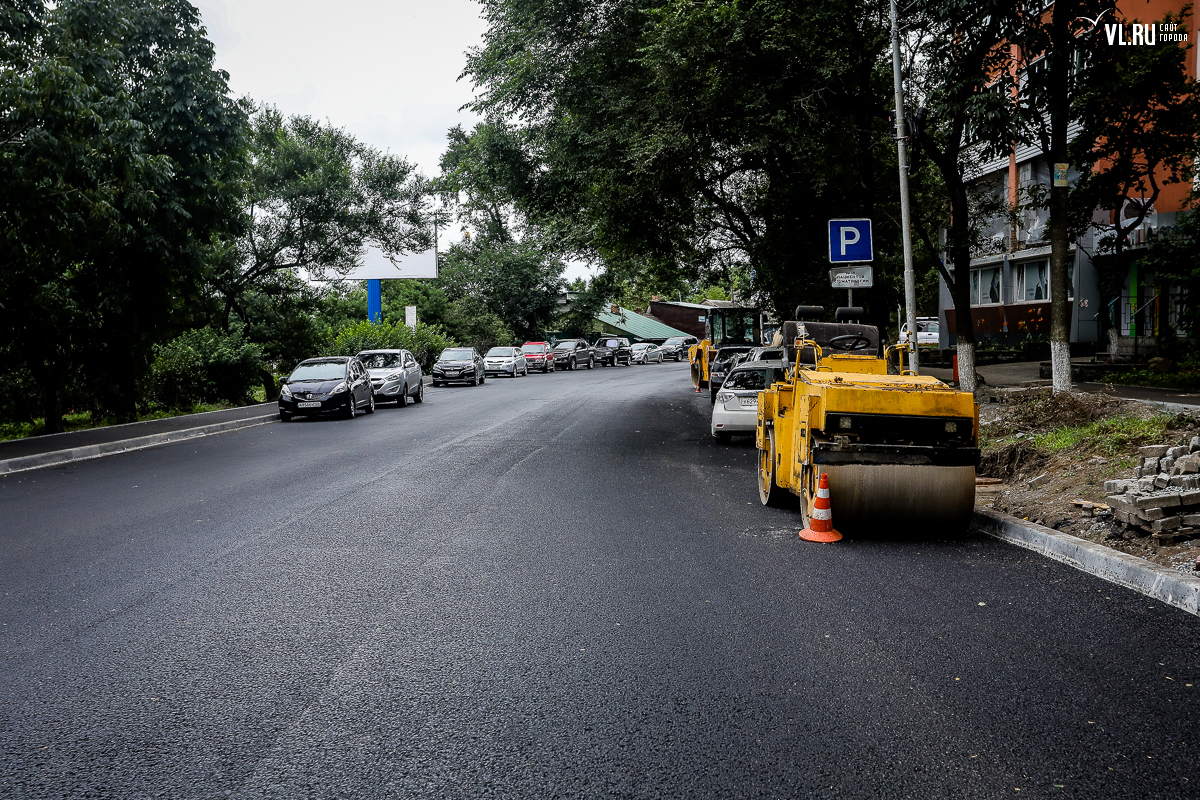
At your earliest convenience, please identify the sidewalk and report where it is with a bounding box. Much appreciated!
[922,360,1200,408]
[0,403,278,463]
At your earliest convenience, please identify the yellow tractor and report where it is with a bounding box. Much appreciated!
[689,306,762,397]
[756,307,978,534]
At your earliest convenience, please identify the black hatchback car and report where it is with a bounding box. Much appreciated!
[431,347,486,386]
[279,357,375,421]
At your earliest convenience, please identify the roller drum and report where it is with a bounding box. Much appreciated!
[817,464,975,534]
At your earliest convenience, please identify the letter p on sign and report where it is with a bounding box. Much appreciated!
[828,218,873,263]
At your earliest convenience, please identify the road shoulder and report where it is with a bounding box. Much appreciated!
[974,508,1200,616]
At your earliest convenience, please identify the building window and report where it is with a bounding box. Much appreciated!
[971,266,1003,306]
[1013,260,1048,302]
[1012,259,1073,302]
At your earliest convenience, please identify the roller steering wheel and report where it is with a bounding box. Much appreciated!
[828,334,873,352]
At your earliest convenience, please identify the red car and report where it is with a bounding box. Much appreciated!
[521,341,556,373]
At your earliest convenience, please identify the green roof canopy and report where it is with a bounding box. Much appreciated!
[594,306,691,341]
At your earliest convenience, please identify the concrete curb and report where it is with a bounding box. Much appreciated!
[0,414,276,476]
[973,508,1200,617]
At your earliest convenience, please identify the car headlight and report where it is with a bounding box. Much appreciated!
[333,382,348,393]
[280,383,292,397]
[385,372,403,381]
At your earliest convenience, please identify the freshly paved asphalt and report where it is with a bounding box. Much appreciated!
[1,362,1197,799]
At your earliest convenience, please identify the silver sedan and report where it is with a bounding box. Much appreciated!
[484,346,529,377]
[630,343,663,364]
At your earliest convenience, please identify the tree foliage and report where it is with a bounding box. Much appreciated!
[0,0,247,430]
[464,0,901,321]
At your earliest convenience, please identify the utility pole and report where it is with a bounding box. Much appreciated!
[890,0,919,374]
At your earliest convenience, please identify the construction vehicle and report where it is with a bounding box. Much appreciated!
[755,306,978,534]
[689,305,762,394]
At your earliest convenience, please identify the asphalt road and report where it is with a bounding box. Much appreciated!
[1,361,1197,799]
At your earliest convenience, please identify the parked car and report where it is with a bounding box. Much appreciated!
[357,349,424,406]
[594,337,632,366]
[710,360,788,441]
[485,346,529,377]
[735,346,786,367]
[279,356,374,421]
[552,339,595,370]
[708,345,756,403]
[899,317,940,347]
[432,347,486,386]
[659,336,698,362]
[521,341,556,373]
[630,342,663,364]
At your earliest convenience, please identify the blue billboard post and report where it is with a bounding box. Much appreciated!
[367,279,382,322]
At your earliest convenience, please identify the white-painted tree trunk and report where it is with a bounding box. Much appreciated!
[1107,327,1119,357]
[1051,340,1072,394]
[957,341,976,393]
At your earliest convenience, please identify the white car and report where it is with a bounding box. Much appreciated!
[630,342,663,364]
[899,318,940,347]
[484,346,528,377]
[711,361,788,441]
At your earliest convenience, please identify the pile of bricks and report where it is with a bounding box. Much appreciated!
[1106,440,1200,541]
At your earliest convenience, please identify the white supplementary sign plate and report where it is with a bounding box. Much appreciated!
[829,266,874,288]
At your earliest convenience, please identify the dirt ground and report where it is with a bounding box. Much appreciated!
[974,392,1200,575]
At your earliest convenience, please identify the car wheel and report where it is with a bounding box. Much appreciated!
[569,357,576,370]
[345,397,357,420]
[587,357,594,369]
[414,381,424,403]
[365,394,375,414]
[279,411,291,422]
[713,430,731,442]
[432,380,441,388]
[398,385,408,407]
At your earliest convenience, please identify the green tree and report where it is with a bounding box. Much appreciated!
[464,0,898,324]
[209,108,440,332]
[0,0,246,431]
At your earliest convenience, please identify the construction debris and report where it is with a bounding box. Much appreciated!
[1105,436,1200,542]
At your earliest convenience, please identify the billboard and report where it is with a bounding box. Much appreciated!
[339,246,439,280]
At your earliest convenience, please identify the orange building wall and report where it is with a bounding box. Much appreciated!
[1115,0,1196,214]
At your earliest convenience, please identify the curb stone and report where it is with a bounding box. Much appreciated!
[973,508,1200,617]
[0,415,276,476]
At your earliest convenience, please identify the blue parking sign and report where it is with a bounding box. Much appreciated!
[828,219,873,263]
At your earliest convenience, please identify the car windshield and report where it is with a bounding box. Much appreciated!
[632,343,650,350]
[358,352,402,369]
[725,367,785,391]
[440,349,474,361]
[554,342,575,350]
[521,344,545,353]
[664,338,685,345]
[599,339,620,348]
[487,347,515,357]
[290,361,346,381]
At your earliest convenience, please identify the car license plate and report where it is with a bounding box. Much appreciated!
[445,371,460,376]
[739,397,757,407]
[297,401,321,408]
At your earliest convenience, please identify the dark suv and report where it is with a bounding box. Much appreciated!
[594,337,632,367]
[659,336,699,362]
[552,339,595,370]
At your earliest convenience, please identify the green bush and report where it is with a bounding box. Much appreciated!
[319,319,456,372]
[151,328,265,409]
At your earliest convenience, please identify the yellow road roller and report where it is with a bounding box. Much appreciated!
[689,305,762,390]
[755,308,979,534]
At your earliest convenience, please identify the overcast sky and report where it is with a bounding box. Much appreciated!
[193,0,486,185]
[192,0,595,280]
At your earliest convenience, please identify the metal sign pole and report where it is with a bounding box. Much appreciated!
[890,0,919,373]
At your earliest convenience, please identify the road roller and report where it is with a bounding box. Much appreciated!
[689,305,762,390]
[755,309,979,534]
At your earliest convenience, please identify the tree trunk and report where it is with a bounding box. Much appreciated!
[41,377,64,435]
[947,181,977,394]
[1048,3,1074,394]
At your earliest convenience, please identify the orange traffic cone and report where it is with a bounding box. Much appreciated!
[799,472,842,543]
